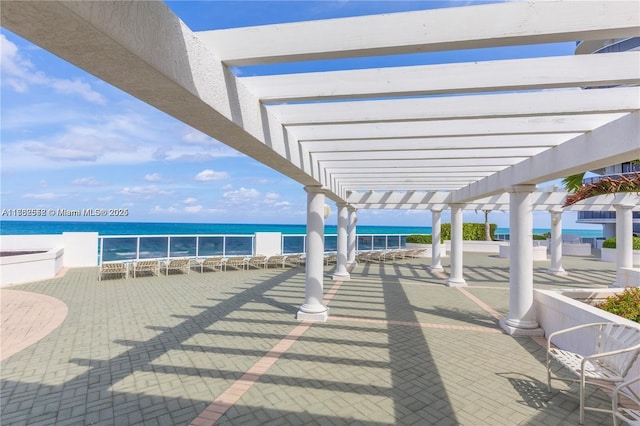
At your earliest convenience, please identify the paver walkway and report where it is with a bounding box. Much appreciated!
[0,252,622,425]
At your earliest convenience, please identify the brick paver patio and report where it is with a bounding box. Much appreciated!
[1,252,620,425]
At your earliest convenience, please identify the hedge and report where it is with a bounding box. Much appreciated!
[406,234,432,244]
[406,224,497,244]
[602,237,640,250]
[440,223,497,241]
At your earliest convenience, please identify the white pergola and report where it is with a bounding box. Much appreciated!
[2,1,639,333]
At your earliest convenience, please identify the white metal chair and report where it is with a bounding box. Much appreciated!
[547,322,640,424]
[613,376,640,426]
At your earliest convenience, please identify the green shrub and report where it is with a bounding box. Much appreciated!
[440,223,497,241]
[533,234,548,240]
[597,287,640,323]
[405,234,432,244]
[602,237,640,250]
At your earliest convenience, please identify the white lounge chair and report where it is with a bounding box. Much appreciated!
[247,255,267,269]
[225,256,247,270]
[547,322,640,424]
[266,255,286,268]
[165,258,190,275]
[200,256,224,272]
[133,259,160,277]
[98,262,128,281]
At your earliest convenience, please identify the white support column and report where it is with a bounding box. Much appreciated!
[297,186,328,322]
[347,206,358,267]
[333,203,350,280]
[547,209,568,276]
[613,202,634,288]
[430,209,444,272]
[501,185,543,336]
[446,205,466,287]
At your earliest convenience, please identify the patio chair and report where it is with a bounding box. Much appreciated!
[266,255,286,268]
[98,262,128,281]
[324,254,337,265]
[165,258,190,275]
[225,256,248,270]
[547,322,640,424]
[200,256,224,272]
[284,254,303,267]
[612,376,640,426]
[247,255,267,269]
[133,259,160,278]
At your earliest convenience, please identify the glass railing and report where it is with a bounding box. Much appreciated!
[99,233,411,263]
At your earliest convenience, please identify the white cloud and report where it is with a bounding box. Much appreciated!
[1,34,106,104]
[22,192,65,200]
[144,173,162,182]
[223,187,261,203]
[265,192,280,200]
[72,177,101,186]
[184,197,198,204]
[195,169,229,182]
[150,205,179,214]
[120,185,173,196]
[184,205,203,213]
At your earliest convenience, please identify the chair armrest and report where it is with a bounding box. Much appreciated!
[582,343,640,365]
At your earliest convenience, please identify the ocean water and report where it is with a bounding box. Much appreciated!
[0,220,603,238]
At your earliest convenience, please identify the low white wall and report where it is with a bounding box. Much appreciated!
[0,232,99,285]
[0,235,62,251]
[534,288,640,387]
[405,243,440,258]
[601,247,640,265]
[63,232,98,267]
[444,240,506,254]
[498,245,548,261]
[539,240,592,256]
[614,267,640,288]
[0,247,64,287]
[254,232,282,257]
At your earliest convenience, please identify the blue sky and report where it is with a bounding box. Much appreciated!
[0,1,601,230]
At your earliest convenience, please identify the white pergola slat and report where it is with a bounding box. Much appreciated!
[241,52,640,102]
[269,87,640,125]
[2,0,639,207]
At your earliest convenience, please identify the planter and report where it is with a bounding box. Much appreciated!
[405,243,434,257]
[0,247,64,287]
[539,240,592,256]
[601,247,640,265]
[498,244,547,260]
[443,240,506,254]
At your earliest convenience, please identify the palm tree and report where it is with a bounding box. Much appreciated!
[561,173,586,193]
[483,210,492,241]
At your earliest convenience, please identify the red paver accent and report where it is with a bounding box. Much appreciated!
[190,279,345,425]
[456,287,505,321]
[328,315,503,333]
[1,290,68,361]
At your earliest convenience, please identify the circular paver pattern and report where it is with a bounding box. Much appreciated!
[0,289,68,361]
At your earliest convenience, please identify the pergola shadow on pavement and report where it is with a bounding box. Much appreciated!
[1,253,618,425]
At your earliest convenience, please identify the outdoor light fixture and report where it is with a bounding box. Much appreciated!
[324,204,331,219]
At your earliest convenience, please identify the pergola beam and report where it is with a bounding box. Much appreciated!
[198,1,640,66]
[452,112,640,203]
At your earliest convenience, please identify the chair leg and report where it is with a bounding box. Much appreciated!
[580,374,586,425]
